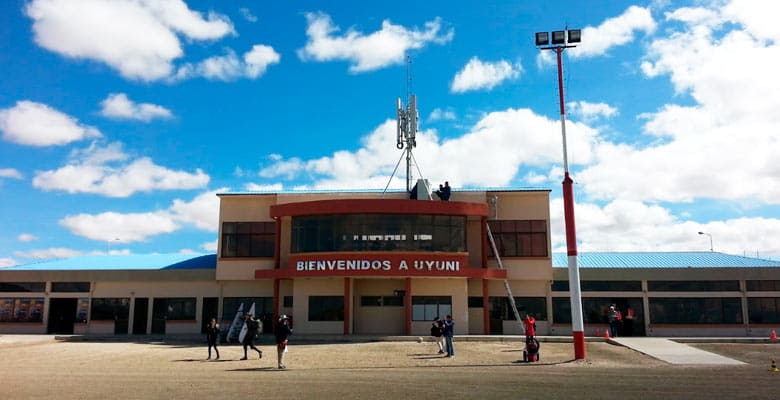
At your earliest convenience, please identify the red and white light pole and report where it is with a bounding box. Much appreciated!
[536,28,586,360]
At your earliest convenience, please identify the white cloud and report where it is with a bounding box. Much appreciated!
[569,6,656,58]
[33,142,210,197]
[568,101,618,121]
[173,45,280,81]
[169,188,225,231]
[550,198,780,256]
[201,240,218,252]
[239,8,257,23]
[58,189,224,243]
[0,168,23,179]
[0,101,101,146]
[297,12,453,73]
[60,211,179,243]
[451,57,522,93]
[25,0,234,81]
[244,183,284,192]
[580,1,780,204]
[427,108,456,122]
[17,234,37,242]
[14,247,82,260]
[0,258,17,267]
[12,247,131,260]
[100,93,173,121]
[259,108,599,189]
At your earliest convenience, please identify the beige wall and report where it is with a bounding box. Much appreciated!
[292,278,344,334]
[410,278,468,336]
[353,279,405,334]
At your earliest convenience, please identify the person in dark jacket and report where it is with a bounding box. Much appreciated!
[205,318,220,360]
[240,313,263,360]
[442,314,455,357]
[275,315,293,369]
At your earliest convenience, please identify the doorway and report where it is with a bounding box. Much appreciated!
[47,298,77,334]
[201,297,218,334]
[132,298,148,335]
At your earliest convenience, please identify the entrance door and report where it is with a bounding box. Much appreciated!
[47,298,77,334]
[133,298,148,335]
[151,299,166,334]
[201,297,218,334]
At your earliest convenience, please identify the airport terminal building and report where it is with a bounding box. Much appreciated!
[2,188,780,338]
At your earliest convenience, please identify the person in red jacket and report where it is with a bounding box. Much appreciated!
[523,314,536,339]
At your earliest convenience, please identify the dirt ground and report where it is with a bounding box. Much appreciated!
[1,336,778,400]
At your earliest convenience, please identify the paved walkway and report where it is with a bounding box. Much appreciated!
[610,337,745,365]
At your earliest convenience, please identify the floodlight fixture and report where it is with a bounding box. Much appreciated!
[535,32,549,46]
[568,29,581,43]
[551,30,566,45]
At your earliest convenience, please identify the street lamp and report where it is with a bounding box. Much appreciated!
[536,27,586,360]
[698,231,713,252]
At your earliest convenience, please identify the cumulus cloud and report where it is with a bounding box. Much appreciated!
[450,57,522,93]
[244,183,284,192]
[13,247,131,260]
[14,247,82,260]
[259,108,598,189]
[580,1,780,204]
[17,234,37,242]
[0,101,101,146]
[100,93,173,121]
[60,211,179,243]
[297,12,453,73]
[0,258,17,267]
[57,188,223,243]
[32,142,210,197]
[550,198,780,255]
[25,0,234,81]
[569,6,656,58]
[427,108,456,122]
[0,168,23,179]
[169,188,225,231]
[201,240,218,252]
[568,101,618,122]
[173,45,280,81]
[535,5,656,66]
[239,7,257,23]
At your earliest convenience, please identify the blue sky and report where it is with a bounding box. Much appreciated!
[2,0,779,266]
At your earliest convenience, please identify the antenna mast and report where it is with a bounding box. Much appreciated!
[396,57,418,193]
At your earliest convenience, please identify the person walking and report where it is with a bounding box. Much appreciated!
[430,317,445,354]
[275,314,293,369]
[205,318,220,360]
[240,313,263,360]
[442,314,455,357]
[607,305,620,338]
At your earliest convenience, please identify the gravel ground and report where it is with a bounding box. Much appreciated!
[1,336,778,400]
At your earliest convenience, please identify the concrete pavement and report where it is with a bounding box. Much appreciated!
[610,337,745,365]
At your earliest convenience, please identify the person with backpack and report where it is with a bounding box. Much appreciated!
[430,317,445,354]
[240,313,263,360]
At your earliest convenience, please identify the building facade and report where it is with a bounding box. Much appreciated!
[1,188,779,338]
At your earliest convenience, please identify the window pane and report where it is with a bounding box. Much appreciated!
[0,282,45,292]
[51,282,90,292]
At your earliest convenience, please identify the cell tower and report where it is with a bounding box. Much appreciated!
[396,58,418,193]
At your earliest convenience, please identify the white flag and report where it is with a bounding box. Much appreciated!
[226,303,244,343]
[238,302,256,343]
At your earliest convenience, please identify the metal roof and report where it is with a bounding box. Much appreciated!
[5,252,780,272]
[4,253,216,271]
[552,252,780,268]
